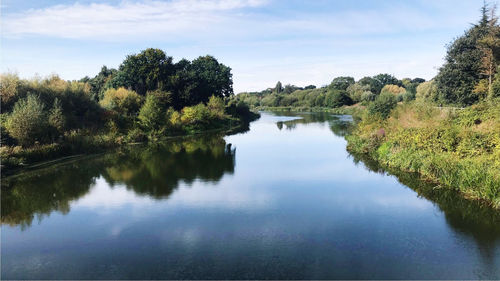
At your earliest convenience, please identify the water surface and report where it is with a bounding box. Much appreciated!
[2,112,500,279]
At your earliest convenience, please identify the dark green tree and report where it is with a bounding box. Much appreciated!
[275,81,283,94]
[435,4,491,105]
[110,48,174,96]
[330,76,355,91]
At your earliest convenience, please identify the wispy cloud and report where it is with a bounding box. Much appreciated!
[3,0,267,39]
[0,0,487,91]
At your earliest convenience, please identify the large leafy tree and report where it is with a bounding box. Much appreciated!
[110,48,174,96]
[183,55,233,106]
[329,76,355,91]
[435,4,494,105]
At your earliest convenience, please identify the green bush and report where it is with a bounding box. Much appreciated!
[138,93,164,134]
[5,95,49,146]
[367,92,397,118]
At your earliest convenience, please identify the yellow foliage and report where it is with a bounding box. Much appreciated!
[381,84,406,95]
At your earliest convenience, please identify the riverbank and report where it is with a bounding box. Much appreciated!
[254,105,364,116]
[1,112,259,177]
[346,101,500,208]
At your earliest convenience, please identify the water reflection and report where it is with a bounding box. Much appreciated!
[349,151,500,269]
[273,111,353,136]
[1,134,235,229]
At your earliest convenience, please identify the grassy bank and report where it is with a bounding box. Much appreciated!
[346,101,500,208]
[255,105,364,116]
[1,112,259,176]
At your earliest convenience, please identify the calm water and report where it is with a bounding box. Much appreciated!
[2,112,500,279]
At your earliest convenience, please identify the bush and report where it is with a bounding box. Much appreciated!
[207,95,225,119]
[361,91,376,102]
[100,87,143,116]
[138,93,164,133]
[381,84,406,95]
[368,92,397,118]
[326,90,353,108]
[181,104,209,125]
[5,95,49,146]
[416,81,438,102]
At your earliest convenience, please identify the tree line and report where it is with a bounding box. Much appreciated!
[0,49,255,166]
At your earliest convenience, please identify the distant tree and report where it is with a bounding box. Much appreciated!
[373,74,400,87]
[304,85,316,90]
[326,90,353,108]
[347,83,371,102]
[329,76,355,91]
[381,84,406,95]
[275,81,283,94]
[85,66,117,101]
[358,77,383,94]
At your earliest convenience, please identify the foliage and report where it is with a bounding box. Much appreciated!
[326,90,353,108]
[138,93,164,134]
[5,95,49,146]
[416,81,438,102]
[381,84,406,95]
[100,87,143,116]
[329,76,355,91]
[367,92,397,118]
[48,98,66,136]
[347,100,500,208]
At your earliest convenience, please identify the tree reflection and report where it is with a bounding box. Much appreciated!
[349,151,500,268]
[271,111,354,136]
[1,134,235,228]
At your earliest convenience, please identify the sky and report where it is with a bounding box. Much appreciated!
[0,0,492,93]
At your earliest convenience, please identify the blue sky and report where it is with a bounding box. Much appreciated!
[0,0,491,93]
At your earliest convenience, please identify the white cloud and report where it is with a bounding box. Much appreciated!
[3,0,267,39]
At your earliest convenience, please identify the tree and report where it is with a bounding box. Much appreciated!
[100,88,143,116]
[477,4,500,94]
[358,77,383,94]
[416,81,439,101]
[180,55,233,106]
[6,95,49,146]
[275,81,283,94]
[110,48,174,96]
[373,74,400,87]
[326,90,353,108]
[84,66,117,101]
[330,76,355,91]
[207,95,225,119]
[48,98,65,135]
[138,94,164,133]
[368,92,397,119]
[381,84,406,95]
[435,4,492,105]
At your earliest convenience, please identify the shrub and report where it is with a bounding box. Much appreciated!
[326,90,353,108]
[381,84,406,95]
[416,81,438,102]
[368,92,397,119]
[138,93,164,133]
[181,103,209,125]
[360,91,376,102]
[207,95,225,119]
[5,95,49,146]
[100,87,143,116]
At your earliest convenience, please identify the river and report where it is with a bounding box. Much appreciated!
[2,111,500,279]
